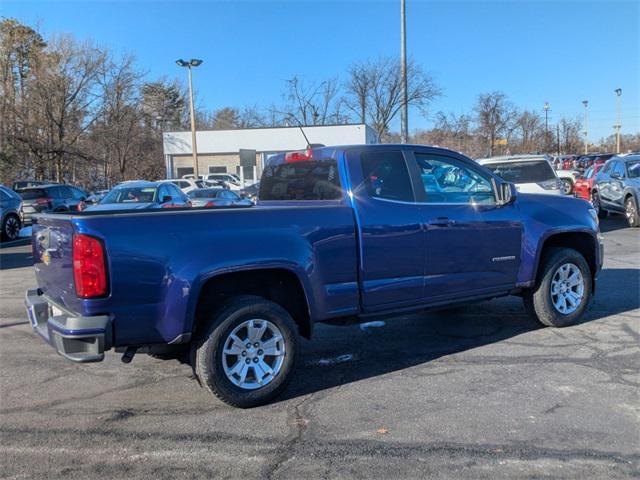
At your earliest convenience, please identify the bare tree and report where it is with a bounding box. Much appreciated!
[514,110,543,153]
[277,76,347,126]
[344,57,441,141]
[474,91,517,157]
[558,117,583,154]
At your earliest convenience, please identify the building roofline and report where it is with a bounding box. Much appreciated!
[163,122,369,135]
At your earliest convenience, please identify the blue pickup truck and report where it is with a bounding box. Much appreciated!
[25,144,603,407]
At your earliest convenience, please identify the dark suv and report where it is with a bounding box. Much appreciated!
[592,154,640,227]
[18,184,88,225]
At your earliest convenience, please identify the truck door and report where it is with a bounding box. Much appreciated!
[346,148,425,311]
[409,150,522,301]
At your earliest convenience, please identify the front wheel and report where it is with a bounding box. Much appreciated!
[591,191,607,219]
[625,196,640,228]
[193,295,298,408]
[523,247,592,327]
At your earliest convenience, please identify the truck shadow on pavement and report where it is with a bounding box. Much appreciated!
[0,251,33,270]
[277,266,639,403]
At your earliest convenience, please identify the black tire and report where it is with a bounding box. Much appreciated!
[560,178,573,195]
[2,214,21,241]
[193,295,298,408]
[523,247,592,327]
[624,196,640,228]
[591,190,607,219]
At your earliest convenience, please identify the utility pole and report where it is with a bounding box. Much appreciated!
[400,0,408,144]
[543,102,550,152]
[614,88,622,153]
[556,124,561,155]
[176,58,203,178]
[582,100,588,155]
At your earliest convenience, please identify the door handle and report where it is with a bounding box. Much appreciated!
[427,217,455,226]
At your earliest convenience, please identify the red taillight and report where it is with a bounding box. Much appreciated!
[73,234,108,298]
[35,197,52,205]
[204,201,216,207]
[77,201,85,211]
[284,148,313,163]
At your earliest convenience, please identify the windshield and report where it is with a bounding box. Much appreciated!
[192,189,222,199]
[483,160,556,183]
[627,160,640,178]
[101,186,158,204]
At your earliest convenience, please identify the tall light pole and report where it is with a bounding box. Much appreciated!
[582,100,589,155]
[400,0,408,144]
[176,58,203,178]
[614,88,622,154]
[543,102,550,152]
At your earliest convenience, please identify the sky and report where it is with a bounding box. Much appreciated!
[2,0,639,140]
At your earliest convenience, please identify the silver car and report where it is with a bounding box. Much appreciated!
[0,185,23,241]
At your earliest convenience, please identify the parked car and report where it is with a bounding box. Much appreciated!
[573,163,606,201]
[591,154,640,227]
[18,184,88,225]
[555,169,582,195]
[181,174,204,180]
[0,185,23,241]
[84,181,191,211]
[477,155,563,195]
[189,188,254,207]
[12,180,50,191]
[25,144,602,407]
[240,182,260,202]
[161,178,200,194]
[204,173,250,191]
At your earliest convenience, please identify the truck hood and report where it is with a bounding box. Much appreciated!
[516,193,597,231]
[85,202,158,212]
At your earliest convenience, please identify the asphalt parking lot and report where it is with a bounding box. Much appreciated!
[0,218,638,479]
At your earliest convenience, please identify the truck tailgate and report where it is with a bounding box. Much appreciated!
[31,215,79,312]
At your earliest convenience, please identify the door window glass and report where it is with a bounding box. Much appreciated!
[360,151,414,202]
[612,161,625,177]
[415,154,495,204]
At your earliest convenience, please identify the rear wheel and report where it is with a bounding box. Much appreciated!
[2,214,20,241]
[523,247,592,327]
[193,295,298,408]
[624,196,640,228]
[560,178,573,195]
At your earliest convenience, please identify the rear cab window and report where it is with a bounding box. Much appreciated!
[360,151,414,202]
[19,189,47,200]
[483,160,556,183]
[259,158,343,201]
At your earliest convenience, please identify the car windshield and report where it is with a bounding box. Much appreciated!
[100,186,157,204]
[19,188,47,199]
[627,160,640,178]
[192,189,223,199]
[483,160,556,183]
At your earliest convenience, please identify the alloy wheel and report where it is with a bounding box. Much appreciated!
[550,263,585,315]
[222,319,285,390]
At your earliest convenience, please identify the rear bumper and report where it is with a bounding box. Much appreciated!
[24,288,111,362]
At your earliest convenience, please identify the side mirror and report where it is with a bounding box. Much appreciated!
[494,180,516,206]
[162,195,173,203]
[610,172,621,179]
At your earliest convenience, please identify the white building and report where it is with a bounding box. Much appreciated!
[162,123,376,179]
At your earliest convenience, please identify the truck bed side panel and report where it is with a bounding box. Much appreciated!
[70,205,358,346]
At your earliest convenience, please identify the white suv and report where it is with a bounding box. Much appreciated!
[477,155,563,195]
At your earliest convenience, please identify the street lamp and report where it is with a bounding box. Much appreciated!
[582,100,589,155]
[400,0,408,144]
[176,58,203,178]
[543,102,550,151]
[614,88,622,153]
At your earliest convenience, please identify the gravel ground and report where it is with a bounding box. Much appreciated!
[0,217,638,479]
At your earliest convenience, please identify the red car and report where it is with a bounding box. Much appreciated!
[574,162,605,201]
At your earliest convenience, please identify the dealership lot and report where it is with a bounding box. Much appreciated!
[0,219,638,479]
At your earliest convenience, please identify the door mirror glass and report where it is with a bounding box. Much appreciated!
[495,181,516,206]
